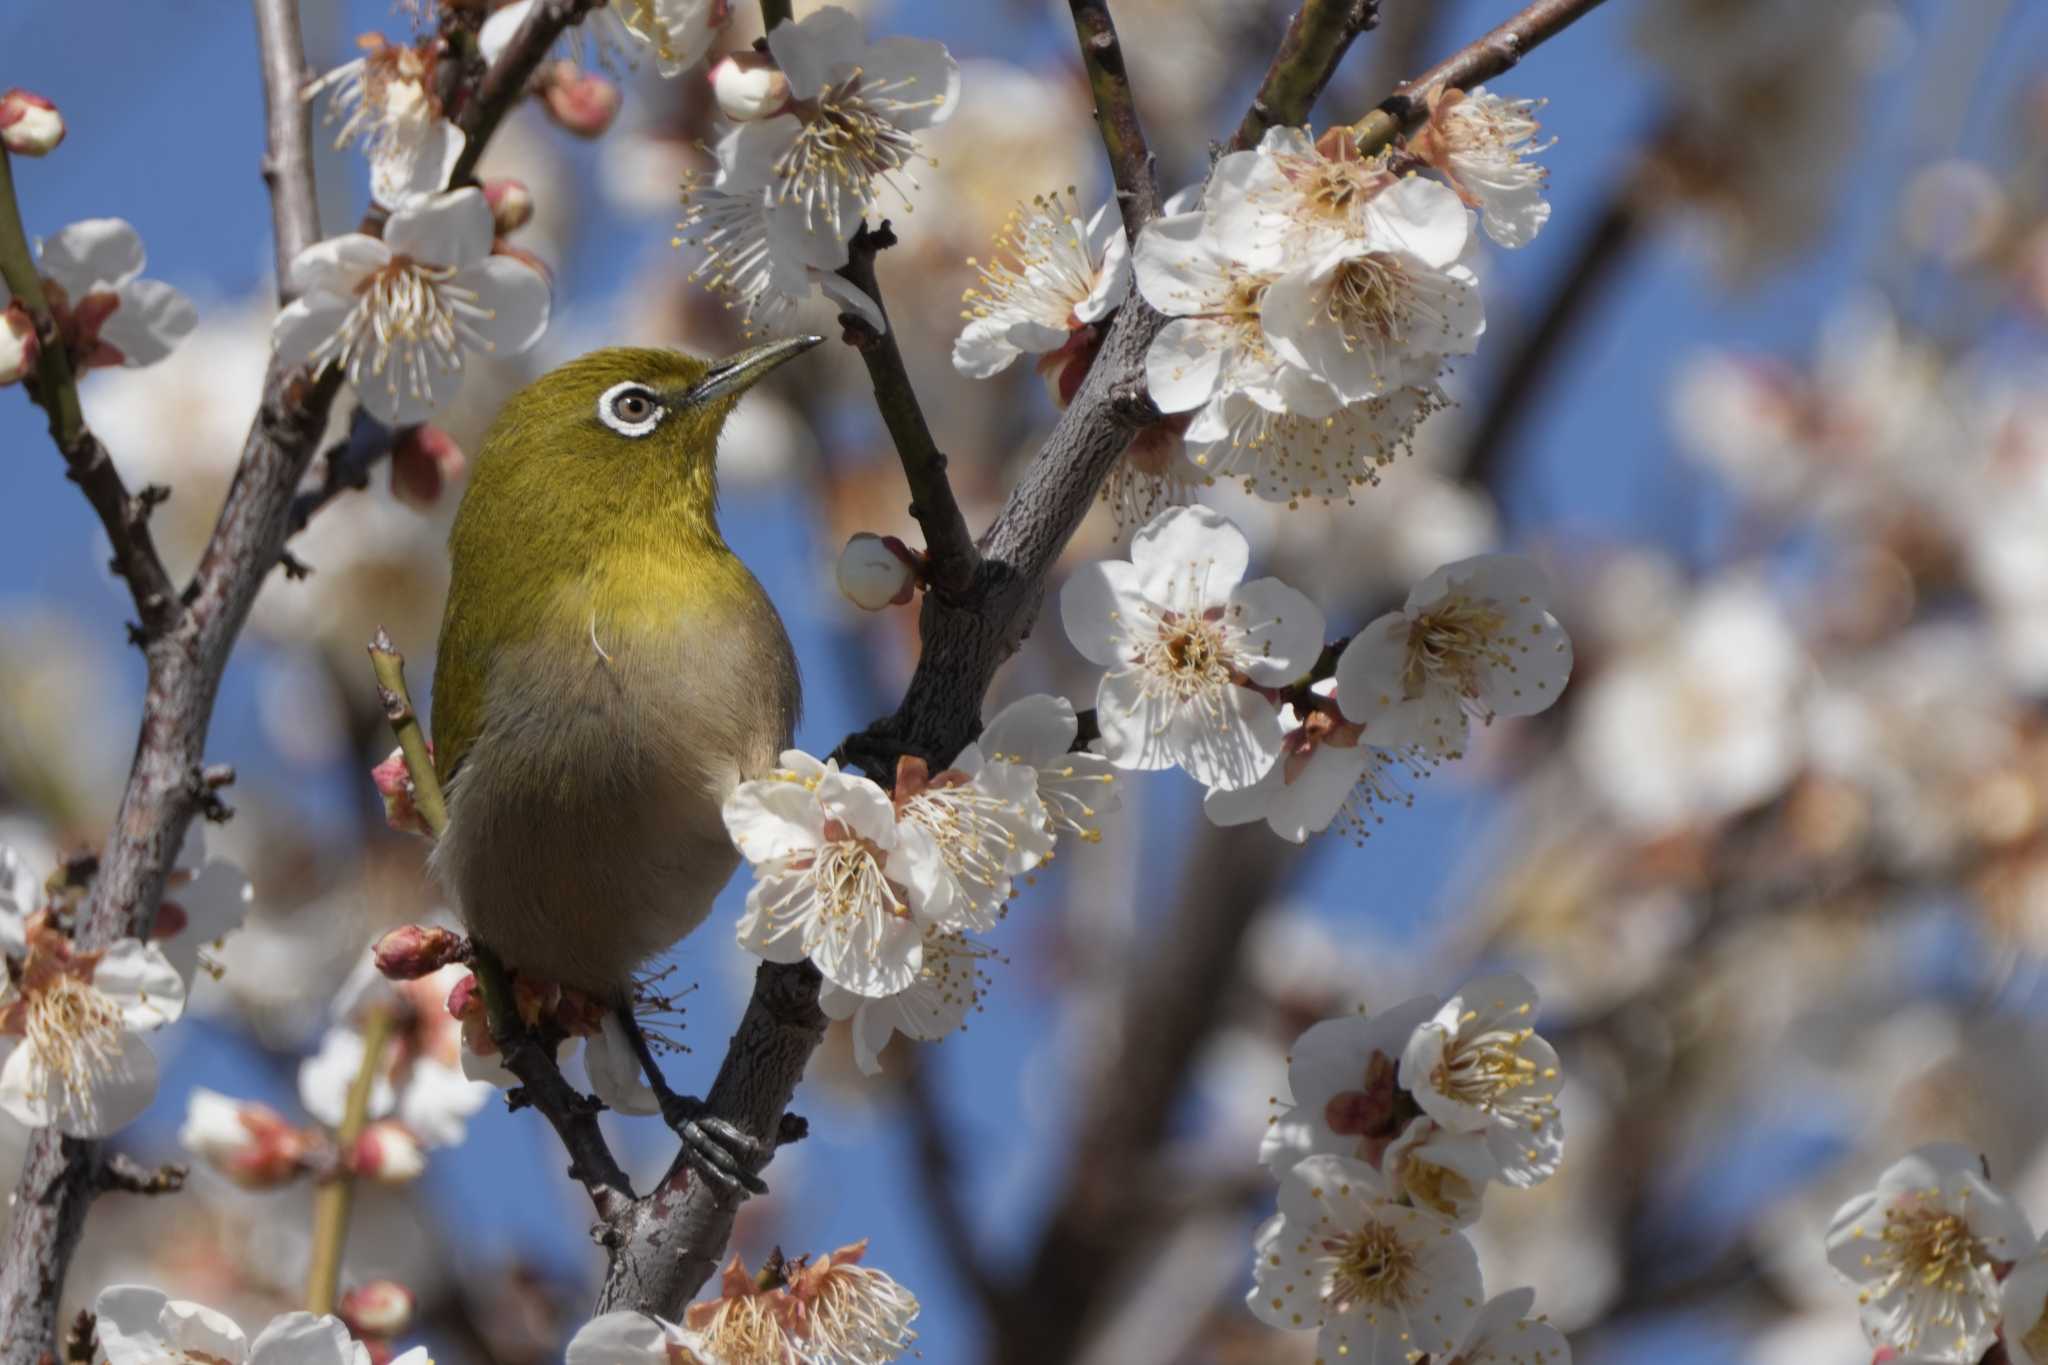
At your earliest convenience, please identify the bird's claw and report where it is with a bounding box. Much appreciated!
[661,1092,769,1197]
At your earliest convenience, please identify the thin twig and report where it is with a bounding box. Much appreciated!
[835,224,982,597]
[305,1005,392,1315]
[1233,0,1381,152]
[93,1153,187,1197]
[0,150,179,640]
[368,631,448,837]
[1067,0,1160,237]
[287,407,397,543]
[447,0,606,187]
[252,0,322,297]
[1349,0,1613,155]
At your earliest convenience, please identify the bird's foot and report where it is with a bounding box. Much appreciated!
[660,1091,769,1197]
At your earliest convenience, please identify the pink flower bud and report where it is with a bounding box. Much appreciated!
[483,177,534,234]
[339,1280,416,1339]
[372,924,467,980]
[389,423,466,509]
[540,62,620,138]
[710,52,793,122]
[370,746,432,837]
[0,306,36,385]
[836,533,921,611]
[0,90,64,157]
[352,1120,427,1183]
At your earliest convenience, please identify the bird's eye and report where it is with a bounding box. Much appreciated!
[598,381,665,437]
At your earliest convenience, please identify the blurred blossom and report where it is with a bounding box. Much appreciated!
[1901,159,2008,267]
[6,219,196,373]
[93,1284,373,1365]
[899,61,1093,259]
[298,959,492,1149]
[1572,577,1805,833]
[179,1089,320,1190]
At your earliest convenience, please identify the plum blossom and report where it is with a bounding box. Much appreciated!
[1337,554,1573,762]
[674,164,886,334]
[1061,505,1324,791]
[837,532,919,610]
[1249,1153,1482,1364]
[973,692,1120,842]
[1185,384,1444,506]
[720,7,959,252]
[1381,1116,1498,1228]
[0,88,64,157]
[1399,973,1563,1188]
[1410,86,1554,248]
[820,929,994,1075]
[479,0,729,77]
[2003,1255,2048,1365]
[179,1087,321,1189]
[3,218,196,371]
[1437,1287,1574,1365]
[92,1286,374,1365]
[1826,1143,2034,1363]
[154,827,252,985]
[724,751,942,997]
[1260,995,1442,1178]
[305,36,463,207]
[271,188,550,425]
[783,1240,921,1360]
[953,190,1130,383]
[890,753,1051,933]
[1259,175,1486,403]
[0,906,184,1137]
[1205,125,1398,254]
[1203,681,1413,843]
[298,960,492,1149]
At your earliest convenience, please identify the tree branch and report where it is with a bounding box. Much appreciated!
[1348,0,1613,155]
[835,223,982,597]
[1067,0,1160,237]
[252,0,321,297]
[0,150,179,641]
[1233,0,1381,152]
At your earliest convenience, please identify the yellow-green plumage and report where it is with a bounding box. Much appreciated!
[431,344,808,999]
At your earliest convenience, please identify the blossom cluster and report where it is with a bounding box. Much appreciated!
[945,90,1550,520]
[1061,504,1572,841]
[0,216,196,388]
[1826,1142,2048,1365]
[91,1284,425,1365]
[1252,973,1572,1362]
[0,834,245,1138]
[567,1243,919,1365]
[675,6,960,332]
[722,694,1114,1074]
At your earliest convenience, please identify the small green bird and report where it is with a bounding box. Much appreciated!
[429,338,818,1191]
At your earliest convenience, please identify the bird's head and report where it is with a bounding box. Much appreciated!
[467,336,824,539]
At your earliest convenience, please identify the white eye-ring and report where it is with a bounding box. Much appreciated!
[598,380,666,437]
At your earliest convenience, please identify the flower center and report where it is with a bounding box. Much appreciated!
[809,828,910,925]
[1434,1023,1554,1130]
[1323,251,1425,353]
[1140,611,1236,701]
[901,786,1023,916]
[1325,1221,1417,1310]
[1882,1207,1983,1293]
[775,70,938,227]
[24,973,125,1126]
[697,1293,793,1364]
[963,190,1100,331]
[1402,596,1511,702]
[318,256,490,409]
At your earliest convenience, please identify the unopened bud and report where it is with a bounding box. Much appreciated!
[389,423,466,509]
[371,746,432,836]
[352,1120,427,1183]
[180,1088,320,1189]
[0,90,64,157]
[0,306,36,385]
[339,1280,416,1338]
[710,52,792,122]
[373,924,466,981]
[483,177,534,234]
[540,62,620,138]
[836,533,921,611]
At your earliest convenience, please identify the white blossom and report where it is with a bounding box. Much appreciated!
[155,827,252,985]
[1249,1153,1482,1364]
[1259,175,1485,404]
[1336,554,1572,762]
[1260,995,1441,1179]
[297,960,491,1148]
[820,929,994,1076]
[93,1286,372,1365]
[953,190,1129,379]
[974,692,1120,842]
[1203,681,1414,843]
[892,753,1052,933]
[1412,86,1554,248]
[1826,1143,2034,1363]
[725,751,942,997]
[786,1239,921,1361]
[6,218,196,369]
[1438,1287,1573,1365]
[1061,505,1324,791]
[1185,384,1444,506]
[0,909,183,1137]
[566,1312,717,1365]
[305,38,464,207]
[718,7,959,255]
[1382,1116,1498,1227]
[272,188,550,425]
[675,164,886,335]
[2003,1254,2048,1365]
[1399,973,1563,1188]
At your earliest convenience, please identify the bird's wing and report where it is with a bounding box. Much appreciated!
[430,590,488,787]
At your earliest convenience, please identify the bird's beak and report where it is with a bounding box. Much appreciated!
[675,334,825,407]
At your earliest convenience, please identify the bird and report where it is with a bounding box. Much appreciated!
[428,338,818,1193]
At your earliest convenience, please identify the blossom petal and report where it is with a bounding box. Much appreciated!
[385,188,493,270]
[585,1015,661,1116]
[92,938,187,1030]
[765,5,867,97]
[38,218,145,293]
[95,1285,249,1365]
[271,296,351,371]
[566,1311,680,1365]
[1128,503,1249,606]
[1060,559,1151,669]
[460,254,552,356]
[865,35,960,129]
[0,1027,160,1137]
[1093,666,1180,773]
[724,779,828,864]
[978,693,1079,768]
[1164,677,1285,790]
[1143,317,1227,414]
[286,234,389,299]
[1363,175,1472,267]
[1228,575,1326,686]
[98,278,197,367]
[248,1312,369,1365]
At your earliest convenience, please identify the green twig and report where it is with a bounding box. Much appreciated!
[368,629,448,837]
[305,1004,392,1316]
[1233,0,1380,151]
